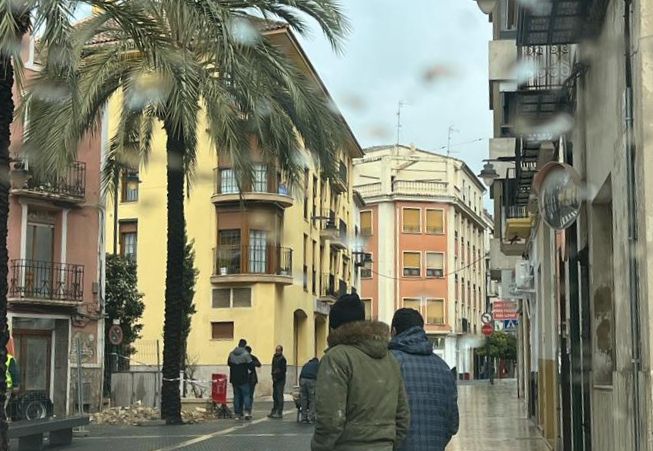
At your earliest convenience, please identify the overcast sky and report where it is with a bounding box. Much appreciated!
[296,0,492,178]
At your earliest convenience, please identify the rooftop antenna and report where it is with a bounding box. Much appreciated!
[396,101,407,147]
[447,125,460,156]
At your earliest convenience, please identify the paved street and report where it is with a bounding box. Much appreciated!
[33,380,546,451]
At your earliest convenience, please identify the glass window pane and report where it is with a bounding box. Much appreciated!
[402,209,421,233]
[212,289,231,308]
[220,169,238,194]
[426,210,444,234]
[253,164,267,192]
[249,230,267,273]
[232,288,251,308]
[427,299,445,325]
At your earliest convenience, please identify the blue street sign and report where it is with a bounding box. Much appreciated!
[504,320,518,330]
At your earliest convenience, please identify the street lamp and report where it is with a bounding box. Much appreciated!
[475,0,497,14]
[478,162,499,187]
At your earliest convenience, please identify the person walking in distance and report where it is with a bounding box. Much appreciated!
[312,293,410,451]
[299,357,319,423]
[389,308,459,451]
[268,345,287,419]
[228,339,253,420]
[246,346,261,409]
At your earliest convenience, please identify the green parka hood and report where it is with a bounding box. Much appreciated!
[327,321,390,359]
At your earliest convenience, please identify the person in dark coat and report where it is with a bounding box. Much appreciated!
[312,293,410,451]
[268,345,287,418]
[228,339,253,420]
[389,308,459,451]
[299,357,319,423]
[245,346,261,408]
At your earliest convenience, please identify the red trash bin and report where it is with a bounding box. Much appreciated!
[211,373,232,419]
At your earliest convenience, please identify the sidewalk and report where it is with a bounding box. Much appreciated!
[447,379,548,451]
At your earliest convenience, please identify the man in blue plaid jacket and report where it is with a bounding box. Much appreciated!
[389,308,459,451]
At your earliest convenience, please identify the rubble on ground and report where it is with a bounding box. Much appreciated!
[90,404,215,425]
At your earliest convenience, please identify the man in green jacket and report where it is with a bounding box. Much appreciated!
[312,293,410,451]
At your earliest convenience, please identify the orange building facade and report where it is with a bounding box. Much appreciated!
[355,145,492,377]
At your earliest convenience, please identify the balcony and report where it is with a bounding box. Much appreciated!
[517,0,609,46]
[504,205,533,241]
[318,273,346,303]
[212,167,293,209]
[392,180,448,197]
[516,44,574,124]
[212,245,293,285]
[331,161,348,194]
[355,182,382,198]
[320,214,348,250]
[9,260,84,305]
[10,161,86,204]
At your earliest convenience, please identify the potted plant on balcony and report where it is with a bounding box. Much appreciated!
[9,160,30,189]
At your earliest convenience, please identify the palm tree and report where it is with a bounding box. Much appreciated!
[24,0,350,424]
[0,1,165,447]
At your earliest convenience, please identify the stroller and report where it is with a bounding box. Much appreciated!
[291,385,302,423]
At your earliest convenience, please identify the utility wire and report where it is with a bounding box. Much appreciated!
[369,253,485,281]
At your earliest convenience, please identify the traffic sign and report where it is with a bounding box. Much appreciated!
[504,320,518,330]
[492,300,519,321]
[108,325,124,346]
[481,312,493,325]
[482,324,494,336]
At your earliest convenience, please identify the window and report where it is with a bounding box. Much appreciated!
[426,209,444,234]
[501,0,518,32]
[426,252,444,278]
[426,299,445,325]
[403,252,421,277]
[402,208,421,233]
[212,288,252,308]
[252,164,267,192]
[211,322,234,340]
[304,168,310,220]
[361,255,373,279]
[220,168,238,194]
[218,230,241,274]
[121,170,139,202]
[361,211,372,236]
[119,221,138,262]
[362,298,372,320]
[249,230,267,273]
[403,298,421,312]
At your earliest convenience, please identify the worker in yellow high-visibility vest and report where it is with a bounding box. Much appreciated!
[4,351,20,416]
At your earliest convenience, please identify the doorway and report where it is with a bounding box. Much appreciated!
[13,330,52,394]
[293,310,308,384]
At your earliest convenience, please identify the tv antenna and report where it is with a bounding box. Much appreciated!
[447,125,460,156]
[396,101,407,146]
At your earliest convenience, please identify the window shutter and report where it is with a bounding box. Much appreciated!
[403,209,421,232]
[212,289,231,308]
[361,211,372,235]
[426,210,444,234]
[403,298,421,312]
[404,252,421,268]
[427,299,445,324]
[232,288,252,307]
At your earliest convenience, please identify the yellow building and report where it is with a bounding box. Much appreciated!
[105,25,363,395]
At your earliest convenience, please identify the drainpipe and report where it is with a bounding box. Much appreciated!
[623,0,642,449]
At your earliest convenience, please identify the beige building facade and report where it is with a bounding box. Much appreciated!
[476,0,653,450]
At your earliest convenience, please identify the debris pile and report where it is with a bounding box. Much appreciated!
[91,405,215,425]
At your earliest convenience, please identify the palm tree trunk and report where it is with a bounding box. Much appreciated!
[160,121,185,424]
[0,54,13,451]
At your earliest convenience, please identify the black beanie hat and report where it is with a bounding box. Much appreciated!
[329,293,365,330]
[391,308,424,335]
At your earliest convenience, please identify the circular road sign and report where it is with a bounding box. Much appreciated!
[482,324,494,337]
[108,324,124,346]
[481,312,493,325]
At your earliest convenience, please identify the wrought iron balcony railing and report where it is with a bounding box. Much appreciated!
[320,273,346,299]
[14,161,86,200]
[506,205,529,219]
[9,260,84,302]
[214,245,292,277]
[518,45,573,90]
